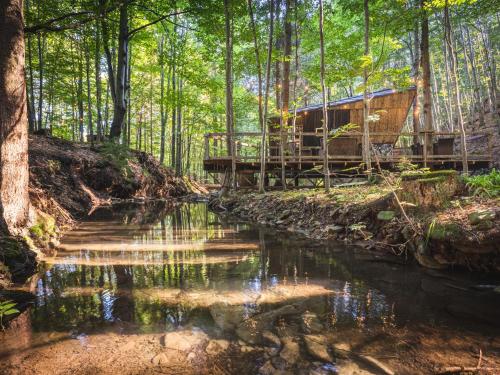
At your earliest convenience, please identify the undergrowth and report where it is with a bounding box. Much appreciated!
[98,142,135,179]
[464,169,500,198]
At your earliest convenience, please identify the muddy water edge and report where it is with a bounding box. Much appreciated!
[0,201,499,375]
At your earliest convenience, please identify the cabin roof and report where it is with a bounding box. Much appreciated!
[292,86,416,114]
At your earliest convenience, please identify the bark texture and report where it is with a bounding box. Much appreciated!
[0,0,30,232]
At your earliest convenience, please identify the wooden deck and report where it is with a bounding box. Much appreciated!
[203,131,493,176]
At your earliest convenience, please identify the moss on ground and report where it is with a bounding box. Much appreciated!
[401,169,457,181]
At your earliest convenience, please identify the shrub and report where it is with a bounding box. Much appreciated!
[463,169,500,198]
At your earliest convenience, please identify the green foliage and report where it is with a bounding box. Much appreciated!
[463,169,500,198]
[98,142,135,179]
[0,300,19,329]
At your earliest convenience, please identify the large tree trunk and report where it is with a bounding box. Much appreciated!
[420,0,433,165]
[259,0,274,193]
[319,0,330,191]
[0,0,30,232]
[109,3,129,140]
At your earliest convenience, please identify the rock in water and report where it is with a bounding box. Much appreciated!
[205,339,230,355]
[303,335,332,363]
[236,304,300,344]
[279,338,300,365]
[160,329,208,352]
[210,302,249,331]
[262,330,282,348]
[301,311,324,334]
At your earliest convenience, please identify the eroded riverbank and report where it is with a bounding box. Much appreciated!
[214,180,499,272]
[1,202,500,374]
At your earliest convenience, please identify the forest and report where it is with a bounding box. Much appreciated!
[13,0,500,179]
[0,0,499,374]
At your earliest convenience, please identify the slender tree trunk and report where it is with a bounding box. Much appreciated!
[26,0,36,132]
[464,25,484,128]
[95,16,103,142]
[100,0,116,104]
[175,78,182,176]
[477,20,497,115]
[259,0,274,193]
[159,36,170,164]
[109,3,129,140]
[420,0,433,165]
[85,38,94,147]
[411,19,421,146]
[319,0,330,191]
[171,42,177,168]
[362,0,372,174]
[224,0,236,189]
[274,0,282,110]
[0,0,30,232]
[149,74,153,155]
[444,1,467,174]
[78,50,85,143]
[37,33,45,130]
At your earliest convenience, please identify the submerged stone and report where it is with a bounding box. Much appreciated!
[160,329,208,352]
[303,335,332,363]
[205,339,230,355]
[279,338,300,365]
[301,311,324,334]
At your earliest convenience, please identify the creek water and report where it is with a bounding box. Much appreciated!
[1,202,499,374]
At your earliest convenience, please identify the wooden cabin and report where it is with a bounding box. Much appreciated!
[203,86,492,182]
[269,87,417,158]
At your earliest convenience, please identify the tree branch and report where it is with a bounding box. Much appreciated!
[127,10,192,38]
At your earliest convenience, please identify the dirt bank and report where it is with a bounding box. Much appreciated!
[214,174,499,273]
[0,135,207,285]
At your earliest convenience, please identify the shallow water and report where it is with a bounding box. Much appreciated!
[1,202,500,374]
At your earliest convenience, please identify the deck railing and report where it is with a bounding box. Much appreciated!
[204,130,493,167]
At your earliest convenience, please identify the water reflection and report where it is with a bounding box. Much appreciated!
[2,202,500,374]
[25,202,403,334]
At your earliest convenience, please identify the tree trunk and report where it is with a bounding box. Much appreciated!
[78,50,85,143]
[26,0,36,132]
[171,42,177,168]
[109,3,129,140]
[444,1,468,174]
[319,0,330,191]
[85,38,94,147]
[175,78,182,176]
[0,0,30,232]
[411,18,421,146]
[259,0,274,193]
[224,0,236,189]
[95,16,103,142]
[362,0,372,174]
[37,33,45,130]
[420,0,433,165]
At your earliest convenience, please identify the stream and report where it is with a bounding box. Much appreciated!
[1,201,499,374]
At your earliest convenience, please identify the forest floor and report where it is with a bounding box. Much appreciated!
[214,174,499,273]
[0,135,207,285]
